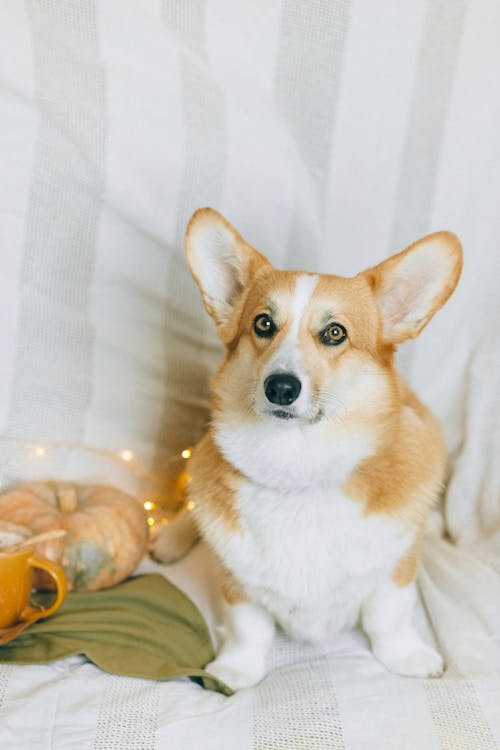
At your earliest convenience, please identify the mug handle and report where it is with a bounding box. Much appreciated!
[20,555,68,623]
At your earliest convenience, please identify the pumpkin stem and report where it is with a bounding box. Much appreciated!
[58,487,78,513]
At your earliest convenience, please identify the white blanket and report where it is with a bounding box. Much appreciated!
[1,540,499,749]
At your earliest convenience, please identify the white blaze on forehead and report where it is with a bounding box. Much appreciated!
[257,273,319,416]
[266,273,318,377]
[289,274,319,339]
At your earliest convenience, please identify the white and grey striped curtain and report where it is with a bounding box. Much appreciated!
[0,1,498,542]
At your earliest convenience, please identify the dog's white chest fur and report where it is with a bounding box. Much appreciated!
[214,478,413,642]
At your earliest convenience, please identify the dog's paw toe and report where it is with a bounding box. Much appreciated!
[205,658,266,690]
[375,642,444,678]
[149,511,198,564]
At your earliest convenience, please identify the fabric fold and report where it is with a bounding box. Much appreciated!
[0,573,232,695]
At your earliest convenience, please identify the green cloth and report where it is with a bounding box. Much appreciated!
[0,573,232,695]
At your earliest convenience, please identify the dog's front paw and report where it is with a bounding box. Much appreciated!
[149,509,198,564]
[373,639,444,678]
[205,656,267,691]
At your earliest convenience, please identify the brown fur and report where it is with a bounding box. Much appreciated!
[343,377,446,523]
[220,567,246,605]
[188,433,241,533]
[392,533,423,587]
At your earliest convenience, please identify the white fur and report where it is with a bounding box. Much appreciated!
[205,599,275,690]
[199,459,444,689]
[202,381,444,689]
[254,274,318,420]
[186,219,246,325]
[376,237,457,339]
[362,580,444,677]
[289,274,319,339]
[214,417,374,493]
[198,468,414,643]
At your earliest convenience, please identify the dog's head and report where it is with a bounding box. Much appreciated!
[186,208,462,436]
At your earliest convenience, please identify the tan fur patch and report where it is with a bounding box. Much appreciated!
[312,274,381,355]
[220,566,246,605]
[230,269,300,353]
[343,376,446,521]
[188,433,241,533]
[392,534,422,587]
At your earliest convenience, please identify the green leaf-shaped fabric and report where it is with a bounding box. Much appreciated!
[0,573,232,695]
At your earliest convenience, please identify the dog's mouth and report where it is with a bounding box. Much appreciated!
[267,408,323,424]
[270,409,295,420]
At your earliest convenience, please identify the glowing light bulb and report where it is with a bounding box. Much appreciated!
[146,517,155,527]
[186,500,196,511]
[34,447,46,457]
[144,501,155,511]
[181,448,192,460]
[120,450,134,462]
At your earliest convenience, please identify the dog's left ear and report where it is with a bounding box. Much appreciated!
[185,207,272,330]
[363,231,463,344]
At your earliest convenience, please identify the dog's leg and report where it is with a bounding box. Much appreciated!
[205,594,275,690]
[362,579,444,677]
[150,507,199,564]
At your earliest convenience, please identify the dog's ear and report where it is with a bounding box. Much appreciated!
[363,231,463,345]
[185,208,272,329]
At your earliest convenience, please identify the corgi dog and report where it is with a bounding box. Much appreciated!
[153,207,462,690]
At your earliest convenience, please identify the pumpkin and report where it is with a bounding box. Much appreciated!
[0,520,30,550]
[0,481,148,591]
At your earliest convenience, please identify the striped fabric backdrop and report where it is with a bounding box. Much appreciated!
[0,0,500,516]
[0,0,500,537]
[0,1,499,530]
[1,3,500,747]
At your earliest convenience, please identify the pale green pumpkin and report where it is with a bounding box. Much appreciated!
[0,482,148,591]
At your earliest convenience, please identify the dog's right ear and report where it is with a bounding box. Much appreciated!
[185,208,272,330]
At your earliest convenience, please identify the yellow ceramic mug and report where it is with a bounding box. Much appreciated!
[0,546,67,629]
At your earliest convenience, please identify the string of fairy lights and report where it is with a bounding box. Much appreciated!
[0,435,195,531]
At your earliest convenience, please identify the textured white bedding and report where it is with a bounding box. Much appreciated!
[1,539,499,749]
[0,1,499,747]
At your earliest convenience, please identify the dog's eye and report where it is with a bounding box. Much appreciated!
[320,322,347,346]
[253,314,276,338]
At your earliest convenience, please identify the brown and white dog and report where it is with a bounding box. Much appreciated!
[153,208,462,690]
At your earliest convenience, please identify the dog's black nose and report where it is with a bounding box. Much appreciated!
[264,373,302,406]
